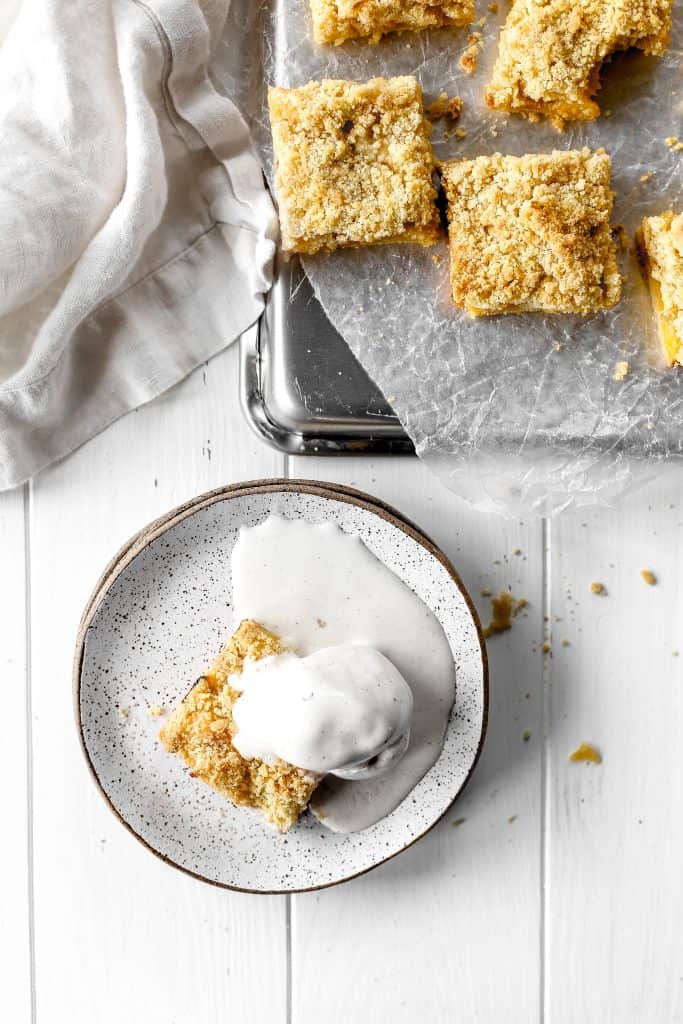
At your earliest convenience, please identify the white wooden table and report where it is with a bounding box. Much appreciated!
[2,342,682,1023]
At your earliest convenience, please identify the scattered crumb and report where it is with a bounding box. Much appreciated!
[116,706,130,721]
[508,814,517,824]
[639,171,653,183]
[561,638,570,647]
[477,15,487,26]
[590,581,606,595]
[426,93,463,122]
[553,341,563,352]
[522,729,531,742]
[516,597,528,612]
[640,569,657,586]
[483,591,513,637]
[147,705,165,718]
[481,587,493,597]
[569,742,602,764]
[665,136,683,151]
[542,642,551,655]
[512,547,521,556]
[386,395,396,403]
[613,360,630,381]
[459,33,482,75]
[614,225,629,250]
[673,650,680,658]
[452,817,466,827]
[432,253,442,266]
[488,1,498,10]
[453,126,467,140]
[316,617,328,628]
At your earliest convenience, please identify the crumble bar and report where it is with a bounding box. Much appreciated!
[440,148,621,315]
[268,77,440,255]
[310,0,473,45]
[485,0,674,127]
[159,620,318,832]
[636,211,683,366]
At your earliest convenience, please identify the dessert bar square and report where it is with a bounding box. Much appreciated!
[440,148,621,315]
[310,0,474,46]
[268,76,440,255]
[159,620,319,832]
[636,212,683,367]
[485,0,674,127]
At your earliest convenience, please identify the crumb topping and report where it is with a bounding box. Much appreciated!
[269,77,440,255]
[310,0,473,44]
[485,0,674,127]
[159,620,318,832]
[441,148,621,315]
[636,211,683,366]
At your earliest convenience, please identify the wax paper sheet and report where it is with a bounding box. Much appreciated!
[223,0,683,514]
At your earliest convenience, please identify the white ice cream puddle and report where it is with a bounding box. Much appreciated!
[231,515,456,832]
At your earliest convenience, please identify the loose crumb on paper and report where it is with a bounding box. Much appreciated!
[116,706,130,721]
[508,814,517,824]
[452,817,466,827]
[569,742,602,764]
[147,705,165,718]
[613,360,630,381]
[459,33,482,75]
[640,569,657,586]
[426,93,462,122]
[590,581,606,595]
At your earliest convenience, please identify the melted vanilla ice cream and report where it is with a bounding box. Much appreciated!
[231,646,413,777]
[231,516,456,832]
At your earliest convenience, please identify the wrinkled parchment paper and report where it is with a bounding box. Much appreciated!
[224,0,683,514]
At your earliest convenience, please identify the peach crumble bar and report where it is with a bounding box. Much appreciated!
[440,148,621,315]
[159,620,318,832]
[310,0,473,45]
[268,77,440,255]
[485,0,674,127]
[636,212,683,366]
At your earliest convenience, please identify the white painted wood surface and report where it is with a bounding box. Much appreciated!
[1,344,681,1022]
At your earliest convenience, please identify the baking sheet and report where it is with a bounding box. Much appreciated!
[224,0,683,513]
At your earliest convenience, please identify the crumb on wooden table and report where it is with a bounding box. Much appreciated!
[483,590,526,637]
[569,742,602,764]
[640,569,657,585]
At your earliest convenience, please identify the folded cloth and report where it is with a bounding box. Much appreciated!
[0,0,276,490]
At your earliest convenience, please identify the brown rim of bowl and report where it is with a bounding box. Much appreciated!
[73,478,489,895]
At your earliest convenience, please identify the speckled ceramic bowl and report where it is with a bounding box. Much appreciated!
[75,480,488,893]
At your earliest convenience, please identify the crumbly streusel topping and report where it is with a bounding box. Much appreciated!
[310,0,473,45]
[485,0,674,127]
[159,620,318,832]
[636,211,683,366]
[441,148,621,315]
[268,77,440,255]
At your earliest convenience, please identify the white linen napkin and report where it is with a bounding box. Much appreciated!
[0,0,277,490]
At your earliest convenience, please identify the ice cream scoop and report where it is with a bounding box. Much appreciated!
[230,645,413,778]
